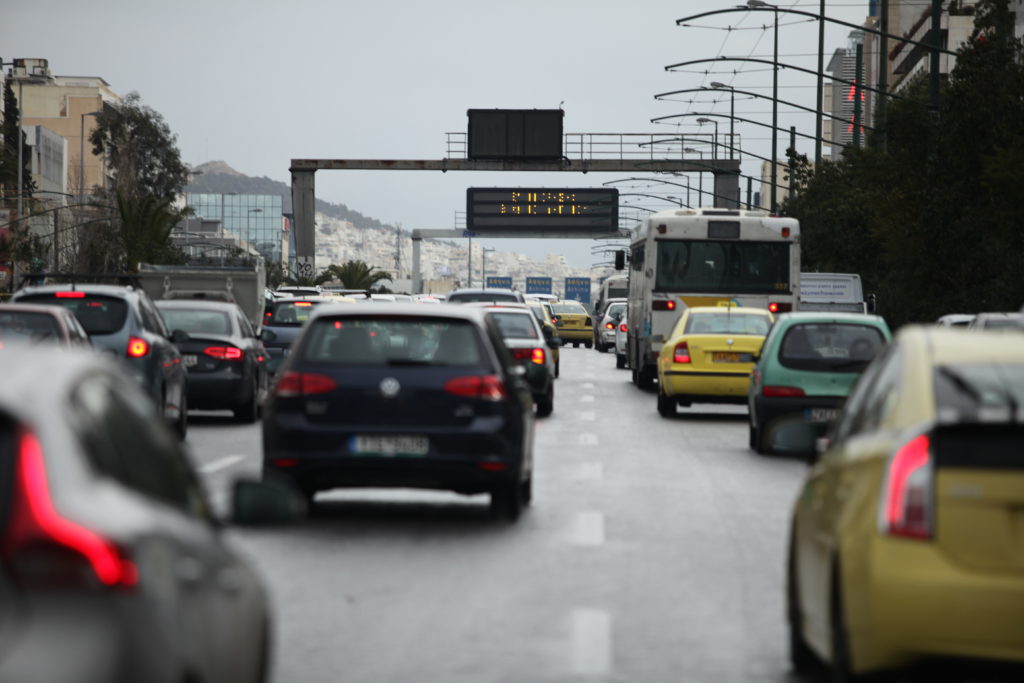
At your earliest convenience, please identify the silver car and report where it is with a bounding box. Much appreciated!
[614,305,629,369]
[595,299,627,352]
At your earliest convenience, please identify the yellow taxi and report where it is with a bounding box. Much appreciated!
[656,306,773,417]
[525,300,560,377]
[787,327,1024,681]
[551,301,594,349]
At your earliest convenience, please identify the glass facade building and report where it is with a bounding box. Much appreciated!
[185,193,284,265]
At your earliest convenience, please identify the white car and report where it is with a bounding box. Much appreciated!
[614,307,629,369]
[595,299,627,352]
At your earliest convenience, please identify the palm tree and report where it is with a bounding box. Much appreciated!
[322,260,392,289]
[115,190,186,271]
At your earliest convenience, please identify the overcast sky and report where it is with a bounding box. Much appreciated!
[6,0,875,269]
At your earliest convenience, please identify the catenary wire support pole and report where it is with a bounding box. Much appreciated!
[853,42,864,149]
[879,0,890,151]
[816,0,826,166]
[929,0,942,113]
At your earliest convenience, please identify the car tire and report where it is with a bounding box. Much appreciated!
[490,480,523,522]
[536,385,554,417]
[235,381,260,423]
[787,534,816,676]
[748,422,759,451]
[174,392,188,440]
[596,342,607,353]
[616,353,626,369]
[555,359,560,378]
[657,390,675,417]
[521,475,533,507]
[584,341,593,349]
[572,342,580,348]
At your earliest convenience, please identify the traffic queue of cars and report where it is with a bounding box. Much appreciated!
[602,295,1024,681]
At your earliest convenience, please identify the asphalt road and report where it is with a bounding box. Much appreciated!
[186,346,813,683]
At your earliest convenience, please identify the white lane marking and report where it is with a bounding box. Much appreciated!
[580,395,595,403]
[569,511,605,546]
[583,382,595,389]
[579,433,598,446]
[199,455,246,474]
[576,463,604,481]
[570,608,612,676]
[581,411,596,422]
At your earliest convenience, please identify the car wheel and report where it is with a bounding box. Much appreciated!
[520,475,533,507]
[657,390,675,417]
[616,353,626,369]
[490,480,523,522]
[584,341,593,349]
[174,391,188,440]
[748,422,759,451]
[555,359,560,378]
[572,342,580,348]
[830,564,859,683]
[536,385,554,417]
[597,343,607,353]
[631,366,639,385]
[787,534,816,676]
[234,381,260,423]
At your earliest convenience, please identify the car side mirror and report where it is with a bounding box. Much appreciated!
[547,338,561,349]
[260,329,277,343]
[170,329,190,344]
[230,477,306,525]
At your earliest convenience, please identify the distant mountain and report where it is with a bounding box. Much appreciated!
[184,161,393,231]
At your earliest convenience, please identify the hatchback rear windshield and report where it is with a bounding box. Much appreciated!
[778,323,885,372]
[605,303,626,319]
[934,363,1024,422]
[159,308,232,335]
[490,312,539,340]
[684,312,771,336]
[0,311,62,345]
[300,316,486,366]
[268,301,321,326]
[19,294,128,335]
[552,303,587,315]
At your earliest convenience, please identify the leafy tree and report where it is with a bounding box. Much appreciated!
[89,92,189,201]
[0,78,36,200]
[321,260,392,289]
[115,191,187,271]
[284,271,334,287]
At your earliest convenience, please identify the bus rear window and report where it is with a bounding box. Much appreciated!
[654,240,790,294]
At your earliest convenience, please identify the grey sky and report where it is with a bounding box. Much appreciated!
[6,0,874,269]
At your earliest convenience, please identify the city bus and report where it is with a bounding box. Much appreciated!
[623,208,800,388]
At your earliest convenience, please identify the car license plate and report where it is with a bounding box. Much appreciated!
[183,354,198,368]
[350,435,429,457]
[807,408,839,422]
[713,352,741,362]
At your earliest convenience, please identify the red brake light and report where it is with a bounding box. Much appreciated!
[673,341,691,364]
[55,291,85,299]
[294,301,313,307]
[605,322,614,330]
[126,336,149,358]
[653,300,676,311]
[768,302,792,314]
[550,316,559,324]
[443,375,508,401]
[768,302,779,313]
[619,322,628,332]
[531,348,545,365]
[762,385,806,397]
[7,431,137,588]
[204,346,244,361]
[881,434,933,540]
[274,371,337,397]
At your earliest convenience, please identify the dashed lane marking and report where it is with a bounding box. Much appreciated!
[199,455,246,474]
[575,463,604,481]
[569,511,605,546]
[570,608,612,676]
[580,395,595,403]
[580,433,598,446]
[581,411,596,422]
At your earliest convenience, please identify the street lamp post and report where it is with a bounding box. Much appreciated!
[695,118,719,160]
[709,83,735,160]
[684,147,704,205]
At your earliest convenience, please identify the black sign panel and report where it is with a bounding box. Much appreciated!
[467,109,563,160]
[466,188,619,234]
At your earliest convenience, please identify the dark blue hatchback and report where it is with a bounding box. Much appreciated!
[261,303,536,520]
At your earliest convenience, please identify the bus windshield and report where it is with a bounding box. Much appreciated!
[655,239,790,294]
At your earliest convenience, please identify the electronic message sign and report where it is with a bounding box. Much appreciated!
[466,188,618,235]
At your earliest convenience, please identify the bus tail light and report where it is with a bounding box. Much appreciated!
[673,341,691,364]
[653,300,677,311]
[768,302,793,314]
[879,434,933,540]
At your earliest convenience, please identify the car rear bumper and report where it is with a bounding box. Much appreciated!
[186,371,249,409]
[752,395,845,431]
[660,369,752,402]
[559,329,593,342]
[262,416,525,494]
[850,538,1024,673]
[600,329,616,344]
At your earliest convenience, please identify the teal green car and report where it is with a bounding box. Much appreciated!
[747,312,891,454]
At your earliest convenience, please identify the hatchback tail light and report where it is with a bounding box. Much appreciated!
[762,385,806,397]
[605,322,614,330]
[879,434,933,540]
[5,431,137,589]
[126,336,150,358]
[673,341,691,364]
[510,348,546,365]
[204,346,244,361]
[275,371,337,397]
[619,322,628,332]
[444,375,508,401]
[530,348,545,365]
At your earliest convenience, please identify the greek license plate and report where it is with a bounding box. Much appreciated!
[807,408,839,422]
[183,354,198,368]
[713,352,753,362]
[350,435,429,457]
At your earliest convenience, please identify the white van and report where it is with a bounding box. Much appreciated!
[798,273,867,314]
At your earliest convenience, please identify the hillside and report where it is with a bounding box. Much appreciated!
[184,161,393,232]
